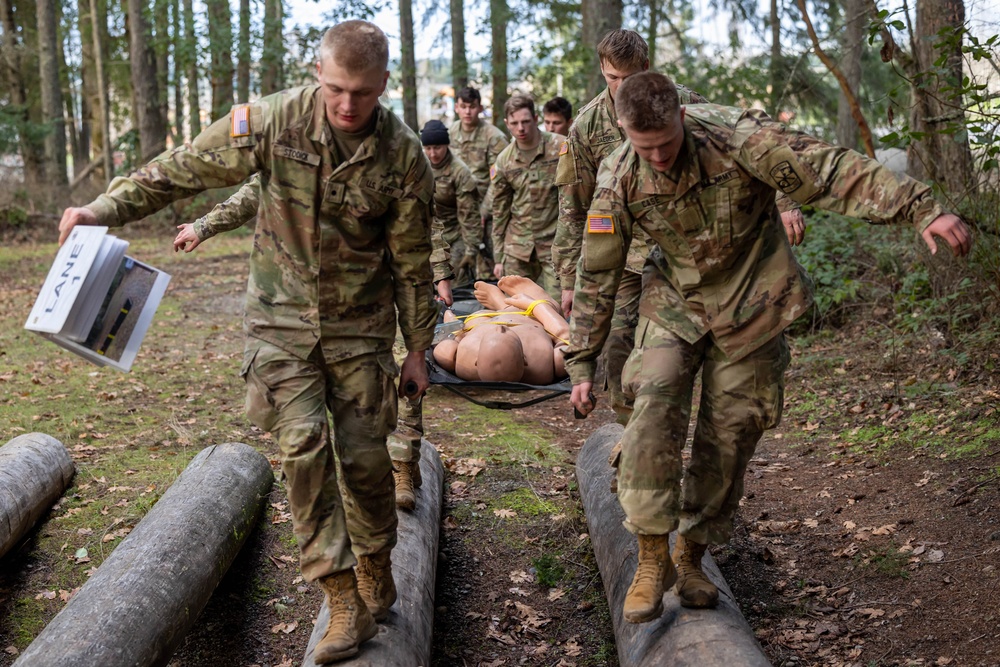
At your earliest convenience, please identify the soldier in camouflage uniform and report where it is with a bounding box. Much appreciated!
[450,86,510,279]
[491,94,565,299]
[554,29,805,431]
[173,166,454,515]
[59,21,440,663]
[567,72,970,625]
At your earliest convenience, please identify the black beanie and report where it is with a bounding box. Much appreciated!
[420,120,450,146]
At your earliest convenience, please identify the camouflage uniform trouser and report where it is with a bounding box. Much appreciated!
[603,269,642,426]
[504,250,559,301]
[242,340,399,581]
[618,317,790,544]
[387,395,423,463]
[477,216,495,281]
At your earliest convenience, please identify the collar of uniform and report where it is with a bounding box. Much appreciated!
[306,88,385,157]
[600,87,618,126]
[637,126,702,197]
[457,120,482,143]
[512,131,548,164]
[432,149,453,172]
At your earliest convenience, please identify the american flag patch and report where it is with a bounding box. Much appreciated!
[559,141,568,156]
[231,105,251,137]
[490,165,497,180]
[587,214,614,234]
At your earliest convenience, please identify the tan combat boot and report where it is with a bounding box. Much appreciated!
[393,461,416,510]
[356,551,397,621]
[313,570,378,663]
[623,534,677,623]
[672,535,719,608]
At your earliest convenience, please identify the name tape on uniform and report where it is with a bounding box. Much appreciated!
[587,214,614,234]
[231,105,251,138]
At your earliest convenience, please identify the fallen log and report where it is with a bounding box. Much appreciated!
[0,433,75,559]
[576,423,772,667]
[14,442,274,667]
[302,440,444,667]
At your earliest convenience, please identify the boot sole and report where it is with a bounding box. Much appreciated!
[623,598,664,624]
[395,495,415,511]
[676,588,719,609]
[313,618,378,664]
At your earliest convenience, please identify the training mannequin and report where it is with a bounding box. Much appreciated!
[434,276,569,385]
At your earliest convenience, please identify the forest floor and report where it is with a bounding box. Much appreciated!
[1,227,998,667]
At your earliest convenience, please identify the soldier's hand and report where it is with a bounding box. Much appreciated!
[58,207,97,246]
[457,253,476,273]
[493,263,504,280]
[174,223,203,253]
[781,209,805,246]
[400,349,430,399]
[571,382,596,418]
[561,289,574,318]
[436,279,453,306]
[922,214,971,257]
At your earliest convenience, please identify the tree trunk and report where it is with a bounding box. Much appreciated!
[182,0,200,137]
[647,0,660,69]
[836,0,865,150]
[126,0,167,161]
[908,0,974,196]
[0,0,45,185]
[170,0,183,142]
[59,14,86,178]
[37,0,67,183]
[236,0,250,102]
[576,424,772,667]
[260,0,283,95]
[154,0,171,142]
[205,0,234,120]
[77,0,96,173]
[582,0,622,100]
[400,0,418,131]
[89,0,113,183]
[450,0,468,93]
[0,434,75,560]
[796,0,875,157]
[11,443,273,667]
[302,443,444,667]
[490,0,508,132]
[769,0,781,116]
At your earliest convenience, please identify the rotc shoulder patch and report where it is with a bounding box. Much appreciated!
[559,141,569,156]
[587,214,614,234]
[231,105,251,137]
[490,165,498,180]
[769,160,802,194]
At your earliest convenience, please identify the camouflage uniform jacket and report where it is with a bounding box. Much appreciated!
[490,130,566,266]
[564,104,947,383]
[193,172,454,284]
[449,119,509,216]
[553,84,707,291]
[431,151,481,262]
[85,86,438,362]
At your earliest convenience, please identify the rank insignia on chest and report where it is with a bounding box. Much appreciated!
[559,141,568,156]
[587,214,614,234]
[490,165,497,180]
[231,105,251,137]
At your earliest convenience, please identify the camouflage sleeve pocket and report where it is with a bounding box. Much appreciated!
[752,144,824,204]
[582,224,626,272]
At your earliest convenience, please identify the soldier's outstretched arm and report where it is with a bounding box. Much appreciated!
[921,213,971,257]
[59,104,266,245]
[736,113,970,253]
[174,174,262,252]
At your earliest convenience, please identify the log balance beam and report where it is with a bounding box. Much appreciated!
[301,440,444,667]
[577,423,772,667]
[13,442,274,667]
[1,433,75,560]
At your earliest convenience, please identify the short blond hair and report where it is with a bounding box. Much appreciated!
[616,72,680,132]
[319,21,389,72]
[596,30,648,73]
[504,94,536,119]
